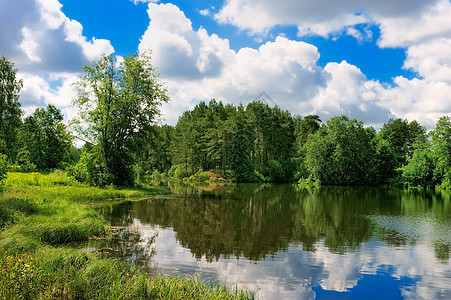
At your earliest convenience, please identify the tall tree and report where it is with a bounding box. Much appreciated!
[304,116,378,185]
[0,56,22,160]
[73,53,169,186]
[430,116,451,187]
[20,104,72,169]
[402,135,435,188]
[380,118,426,166]
[295,115,322,149]
[230,105,254,182]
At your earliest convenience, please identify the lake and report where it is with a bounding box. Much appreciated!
[85,182,451,299]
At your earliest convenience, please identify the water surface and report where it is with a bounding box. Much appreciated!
[86,183,451,299]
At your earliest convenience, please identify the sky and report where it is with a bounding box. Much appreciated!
[1,0,451,129]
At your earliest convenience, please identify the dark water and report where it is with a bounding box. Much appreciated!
[85,183,451,299]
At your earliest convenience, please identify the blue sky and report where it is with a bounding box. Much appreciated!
[1,0,451,128]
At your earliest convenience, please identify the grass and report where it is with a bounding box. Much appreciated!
[0,171,253,299]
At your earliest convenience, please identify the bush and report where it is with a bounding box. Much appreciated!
[67,148,114,186]
[15,150,37,172]
[262,160,285,183]
[0,154,8,190]
[174,165,189,179]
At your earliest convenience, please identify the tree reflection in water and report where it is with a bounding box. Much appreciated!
[91,183,451,265]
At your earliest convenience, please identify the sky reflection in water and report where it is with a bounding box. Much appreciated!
[89,184,451,299]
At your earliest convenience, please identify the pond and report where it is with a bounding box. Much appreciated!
[84,183,451,299]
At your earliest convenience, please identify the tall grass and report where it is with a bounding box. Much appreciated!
[0,171,253,299]
[0,247,253,299]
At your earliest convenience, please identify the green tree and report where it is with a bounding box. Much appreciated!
[293,115,322,180]
[72,53,169,186]
[0,56,22,160]
[304,116,378,185]
[402,135,435,188]
[380,118,426,166]
[295,115,322,149]
[140,124,174,173]
[19,104,72,169]
[230,105,254,182]
[430,116,451,187]
[0,154,7,190]
[371,132,398,185]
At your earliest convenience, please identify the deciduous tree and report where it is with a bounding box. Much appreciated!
[72,53,169,186]
[0,56,22,160]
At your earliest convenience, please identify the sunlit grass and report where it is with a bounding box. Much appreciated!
[0,247,253,299]
[0,171,253,299]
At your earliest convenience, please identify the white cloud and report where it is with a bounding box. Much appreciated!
[215,0,436,38]
[2,0,451,130]
[1,0,114,74]
[17,72,80,121]
[140,3,330,124]
[199,9,211,17]
[130,0,158,4]
[46,74,79,107]
[141,2,421,128]
[382,77,451,128]
[403,38,451,83]
[308,61,394,126]
[377,0,451,48]
[18,73,51,106]
[0,0,115,121]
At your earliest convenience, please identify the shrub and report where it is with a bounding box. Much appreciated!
[262,160,285,183]
[67,149,114,186]
[0,154,7,190]
[174,165,189,179]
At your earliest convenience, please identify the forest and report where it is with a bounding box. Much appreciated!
[1,54,451,189]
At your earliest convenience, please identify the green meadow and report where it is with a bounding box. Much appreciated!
[0,171,253,299]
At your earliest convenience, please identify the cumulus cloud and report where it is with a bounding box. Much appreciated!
[214,0,435,38]
[403,38,451,83]
[140,3,330,124]
[377,0,451,48]
[139,1,451,128]
[139,3,231,80]
[309,61,394,126]
[141,2,439,128]
[1,0,114,74]
[0,0,114,117]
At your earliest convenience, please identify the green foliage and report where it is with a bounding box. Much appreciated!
[430,116,451,186]
[169,100,296,183]
[304,116,384,185]
[230,106,255,182]
[174,165,190,179]
[380,118,426,166]
[140,124,175,174]
[19,104,72,170]
[73,53,169,186]
[294,114,322,149]
[0,56,23,161]
[0,172,251,300]
[371,133,398,185]
[68,147,114,186]
[262,160,285,183]
[0,248,253,300]
[401,116,451,189]
[14,149,37,172]
[0,154,7,190]
[402,142,435,188]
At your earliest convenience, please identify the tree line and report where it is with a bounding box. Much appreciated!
[1,54,451,189]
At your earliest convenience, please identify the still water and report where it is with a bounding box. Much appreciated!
[87,183,451,299]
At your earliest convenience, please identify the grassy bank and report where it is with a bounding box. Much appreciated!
[0,171,253,299]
